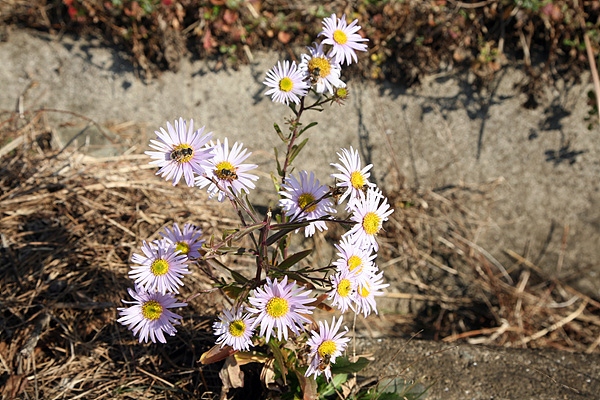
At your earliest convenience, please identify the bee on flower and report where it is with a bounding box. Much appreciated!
[145,118,215,187]
[305,316,351,380]
[195,138,259,202]
[298,42,346,95]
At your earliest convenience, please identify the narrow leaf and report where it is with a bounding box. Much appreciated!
[299,121,318,135]
[277,248,312,270]
[273,123,287,142]
[288,138,309,164]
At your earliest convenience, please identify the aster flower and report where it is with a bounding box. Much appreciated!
[344,188,394,252]
[305,316,351,380]
[264,60,310,105]
[327,269,357,314]
[160,222,205,259]
[279,171,336,237]
[354,268,389,318]
[129,239,190,294]
[298,42,345,95]
[319,14,369,66]
[117,285,187,343]
[330,146,376,205]
[246,276,315,342]
[195,138,259,202]
[213,306,256,351]
[145,118,214,187]
[332,236,376,286]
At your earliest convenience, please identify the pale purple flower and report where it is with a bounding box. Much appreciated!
[213,306,256,351]
[344,188,393,252]
[319,14,369,65]
[195,138,259,202]
[330,146,376,205]
[118,285,187,343]
[327,269,357,314]
[298,42,345,95]
[279,171,336,237]
[246,276,315,342]
[264,60,310,105]
[353,268,389,318]
[305,316,351,380]
[160,222,205,259]
[332,235,377,286]
[145,118,214,187]
[129,239,190,294]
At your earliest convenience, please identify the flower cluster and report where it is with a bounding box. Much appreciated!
[264,13,368,104]
[118,223,205,343]
[118,13,393,388]
[145,118,259,201]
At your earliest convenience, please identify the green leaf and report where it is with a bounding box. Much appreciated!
[277,249,312,270]
[268,339,288,385]
[271,172,281,193]
[274,147,284,177]
[319,373,348,399]
[299,121,317,135]
[274,123,287,142]
[266,224,308,246]
[288,138,309,164]
[330,356,370,374]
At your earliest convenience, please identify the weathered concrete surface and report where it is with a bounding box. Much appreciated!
[357,338,600,400]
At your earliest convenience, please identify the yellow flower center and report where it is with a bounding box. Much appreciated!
[362,212,381,235]
[298,193,317,213]
[347,255,363,273]
[176,242,190,255]
[318,340,337,357]
[308,57,331,78]
[150,259,170,276]
[333,30,348,45]
[266,297,289,318]
[228,320,246,337]
[337,279,351,297]
[336,87,348,99]
[350,171,365,190]
[279,77,293,92]
[359,284,370,298]
[141,300,163,320]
